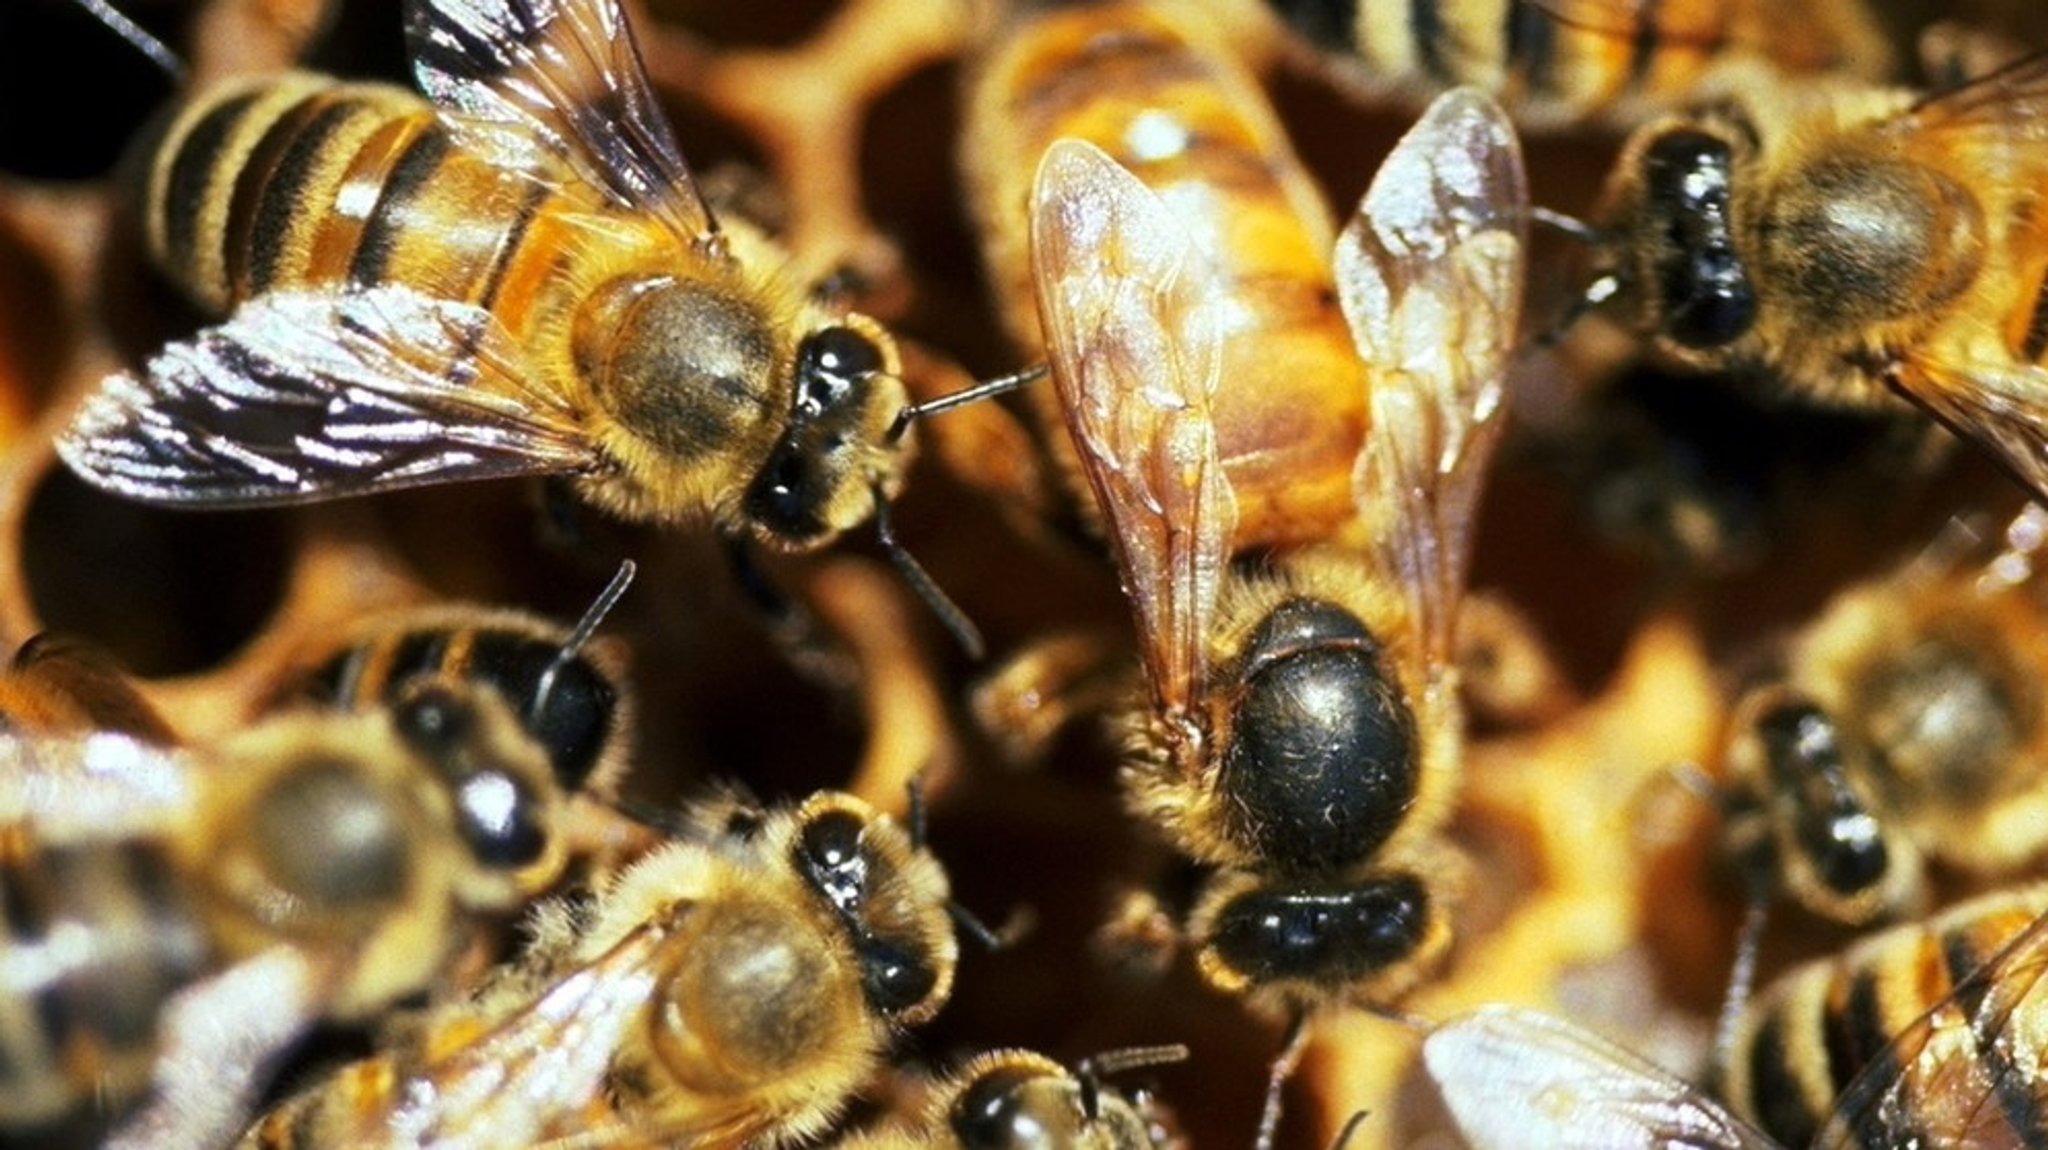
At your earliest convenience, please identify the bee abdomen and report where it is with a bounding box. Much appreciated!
[0,840,210,1126]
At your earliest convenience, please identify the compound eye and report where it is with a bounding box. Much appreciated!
[798,808,869,915]
[793,326,884,416]
[393,683,475,757]
[452,769,549,869]
[1209,878,1430,984]
[857,933,938,1015]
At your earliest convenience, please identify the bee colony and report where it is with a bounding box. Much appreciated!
[3,0,2048,1146]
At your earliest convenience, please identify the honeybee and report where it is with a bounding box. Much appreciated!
[1260,0,1893,131]
[240,788,961,1148]
[961,0,1369,554]
[839,1046,1188,1150]
[291,560,636,797]
[1031,85,1526,1147]
[56,0,914,553]
[0,678,569,1146]
[1427,884,2048,1148]
[1716,522,2048,927]
[1588,53,2048,504]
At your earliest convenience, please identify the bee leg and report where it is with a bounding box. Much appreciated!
[1711,880,1773,1085]
[1254,1009,1311,1150]
[722,536,859,693]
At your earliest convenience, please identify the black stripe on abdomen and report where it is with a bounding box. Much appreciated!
[348,125,453,287]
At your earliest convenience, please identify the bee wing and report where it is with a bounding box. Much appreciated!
[0,731,196,838]
[57,285,599,508]
[361,924,670,1149]
[1814,906,2048,1150]
[405,0,717,246]
[5,633,178,743]
[1030,138,1236,723]
[1424,1005,1782,1150]
[1337,88,1526,695]
[105,948,324,1150]
[1891,356,2048,506]
[1895,49,2048,130]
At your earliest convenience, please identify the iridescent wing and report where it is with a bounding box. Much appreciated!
[1425,1005,1782,1150]
[1814,904,2048,1149]
[1030,138,1236,745]
[405,0,719,248]
[58,285,599,507]
[1338,87,1527,709]
[1892,356,2048,509]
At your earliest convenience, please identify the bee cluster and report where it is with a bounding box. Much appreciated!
[3,0,2048,1146]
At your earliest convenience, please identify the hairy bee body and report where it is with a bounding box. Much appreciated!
[1725,883,2048,1147]
[841,1048,1184,1150]
[964,0,1367,553]
[1594,56,2048,502]
[63,0,912,551]
[241,790,960,1149]
[1264,0,1893,130]
[0,682,568,1140]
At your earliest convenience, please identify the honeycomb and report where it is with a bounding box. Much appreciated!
[0,0,2044,1146]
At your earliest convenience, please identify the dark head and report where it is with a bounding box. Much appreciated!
[947,1048,1180,1150]
[741,318,910,549]
[1193,868,1446,1003]
[787,792,958,1025]
[1217,598,1419,874]
[1627,125,1758,351]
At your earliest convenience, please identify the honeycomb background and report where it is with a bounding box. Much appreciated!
[1,0,2046,1145]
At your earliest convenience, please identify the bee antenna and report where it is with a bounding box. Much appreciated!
[1331,1110,1371,1150]
[530,559,636,723]
[1255,1012,1312,1150]
[872,484,985,660]
[1075,1045,1190,1124]
[886,363,1048,444]
[70,0,186,83]
[1535,271,1622,350]
[906,776,1036,950]
[1529,205,1604,246]
[1711,881,1773,1084]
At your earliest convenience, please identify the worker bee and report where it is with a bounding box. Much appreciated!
[1261,0,1893,131]
[1031,85,1526,1146]
[1588,52,2048,504]
[839,1046,1188,1150]
[1427,884,2048,1148]
[56,0,915,553]
[0,677,570,1146]
[240,788,961,1148]
[290,560,636,797]
[961,0,1369,554]
[1715,520,2048,927]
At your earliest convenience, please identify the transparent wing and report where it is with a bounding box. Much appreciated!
[1895,49,2048,131]
[1425,1005,1782,1150]
[405,0,718,246]
[1891,355,2048,507]
[57,285,599,507]
[5,633,178,743]
[1338,87,1526,701]
[1815,905,2048,1149]
[1030,138,1236,736]
[0,731,196,838]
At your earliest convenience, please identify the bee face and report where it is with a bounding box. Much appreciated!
[55,0,913,553]
[1623,123,1760,351]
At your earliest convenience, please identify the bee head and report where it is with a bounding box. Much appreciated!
[1191,869,1448,1005]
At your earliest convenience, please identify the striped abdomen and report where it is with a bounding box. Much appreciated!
[963,1,1367,552]
[1265,0,1890,128]
[304,611,624,796]
[0,838,210,1128]
[140,73,627,338]
[1724,884,2048,1148]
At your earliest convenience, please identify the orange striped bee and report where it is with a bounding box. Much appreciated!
[1031,87,1527,1147]
[239,790,960,1149]
[58,0,912,552]
[1591,53,2048,504]
[1263,0,1892,131]
[1427,883,2048,1149]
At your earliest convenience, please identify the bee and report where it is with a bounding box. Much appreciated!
[1426,884,2048,1149]
[1030,85,1526,1148]
[1588,52,2048,504]
[1260,0,1893,131]
[55,0,915,553]
[240,788,961,1148]
[961,0,1370,554]
[839,1045,1189,1150]
[1716,522,2048,927]
[292,560,637,796]
[0,677,570,1146]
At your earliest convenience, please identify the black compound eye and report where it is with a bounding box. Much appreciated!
[453,769,548,869]
[742,439,828,542]
[952,1066,1045,1148]
[393,684,474,756]
[856,933,937,1015]
[794,326,883,416]
[1641,129,1757,349]
[798,809,868,916]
